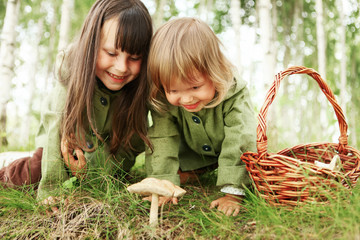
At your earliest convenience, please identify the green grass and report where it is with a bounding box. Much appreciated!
[1,162,360,239]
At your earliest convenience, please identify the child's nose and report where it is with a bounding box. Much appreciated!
[114,56,127,72]
[181,94,193,103]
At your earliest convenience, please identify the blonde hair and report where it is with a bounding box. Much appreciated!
[148,17,235,111]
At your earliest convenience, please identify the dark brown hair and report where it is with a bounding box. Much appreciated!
[60,0,153,153]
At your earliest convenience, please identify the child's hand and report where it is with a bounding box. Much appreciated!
[41,196,59,213]
[143,195,179,206]
[41,196,69,215]
[210,194,243,216]
[61,136,87,179]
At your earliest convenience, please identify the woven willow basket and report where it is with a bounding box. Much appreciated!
[241,66,360,206]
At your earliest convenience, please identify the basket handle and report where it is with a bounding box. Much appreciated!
[257,66,348,157]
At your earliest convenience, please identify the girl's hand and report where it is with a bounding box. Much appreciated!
[143,195,179,206]
[210,194,244,216]
[61,136,87,179]
[41,196,69,215]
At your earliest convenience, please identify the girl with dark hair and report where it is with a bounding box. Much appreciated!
[0,0,153,210]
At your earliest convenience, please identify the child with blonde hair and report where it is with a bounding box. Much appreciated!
[146,17,256,216]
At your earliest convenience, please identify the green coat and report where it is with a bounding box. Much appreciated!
[145,79,257,189]
[36,52,144,201]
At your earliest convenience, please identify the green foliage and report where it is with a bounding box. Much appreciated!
[211,0,231,33]
[164,0,179,21]
[62,176,79,190]
[0,0,5,29]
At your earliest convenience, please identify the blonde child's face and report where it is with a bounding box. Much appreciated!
[165,72,216,112]
[96,18,142,91]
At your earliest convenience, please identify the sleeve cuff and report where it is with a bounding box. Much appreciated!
[220,185,246,196]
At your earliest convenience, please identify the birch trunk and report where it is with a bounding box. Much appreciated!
[0,0,21,147]
[337,0,347,116]
[45,2,59,91]
[258,0,275,84]
[258,0,278,150]
[19,19,44,147]
[153,0,165,30]
[315,0,326,77]
[350,51,358,146]
[198,0,213,23]
[315,0,326,138]
[58,0,74,51]
[230,0,243,77]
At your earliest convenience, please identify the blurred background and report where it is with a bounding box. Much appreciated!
[0,0,359,152]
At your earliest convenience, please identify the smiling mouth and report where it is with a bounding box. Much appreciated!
[107,71,126,80]
[182,102,200,110]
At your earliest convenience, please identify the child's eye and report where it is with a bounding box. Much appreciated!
[193,86,200,90]
[130,55,141,61]
[170,90,177,93]
[107,51,116,57]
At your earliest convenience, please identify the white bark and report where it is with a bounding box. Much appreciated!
[293,0,304,65]
[230,0,243,77]
[258,0,278,150]
[46,3,58,91]
[58,0,74,51]
[337,0,347,116]
[315,0,328,137]
[198,0,213,23]
[0,0,20,106]
[153,0,165,30]
[19,19,44,146]
[258,0,275,85]
[315,0,326,78]
[0,0,21,146]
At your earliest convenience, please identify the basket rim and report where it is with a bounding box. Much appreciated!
[255,66,348,157]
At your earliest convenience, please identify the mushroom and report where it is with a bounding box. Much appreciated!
[127,177,186,227]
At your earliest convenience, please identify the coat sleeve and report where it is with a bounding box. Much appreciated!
[216,87,257,189]
[145,110,181,186]
[36,80,69,201]
[36,51,70,201]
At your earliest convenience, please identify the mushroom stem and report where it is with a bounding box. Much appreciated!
[149,193,159,227]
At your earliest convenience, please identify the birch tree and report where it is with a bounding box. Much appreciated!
[153,0,166,30]
[18,19,44,146]
[58,0,74,51]
[229,0,243,78]
[315,0,326,78]
[0,0,20,146]
[258,0,276,84]
[337,0,347,116]
[258,0,278,150]
[198,0,214,23]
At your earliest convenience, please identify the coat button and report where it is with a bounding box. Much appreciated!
[192,116,201,124]
[202,144,211,152]
[100,97,108,106]
[86,140,94,149]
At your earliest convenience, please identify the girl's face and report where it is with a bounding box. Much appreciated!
[165,72,216,112]
[96,18,142,91]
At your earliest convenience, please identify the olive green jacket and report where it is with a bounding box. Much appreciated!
[145,79,257,189]
[36,52,144,201]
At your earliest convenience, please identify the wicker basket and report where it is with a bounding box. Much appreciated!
[241,66,360,206]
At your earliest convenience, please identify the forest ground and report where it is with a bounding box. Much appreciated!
[1,155,360,239]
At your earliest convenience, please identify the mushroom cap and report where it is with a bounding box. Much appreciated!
[127,177,186,198]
